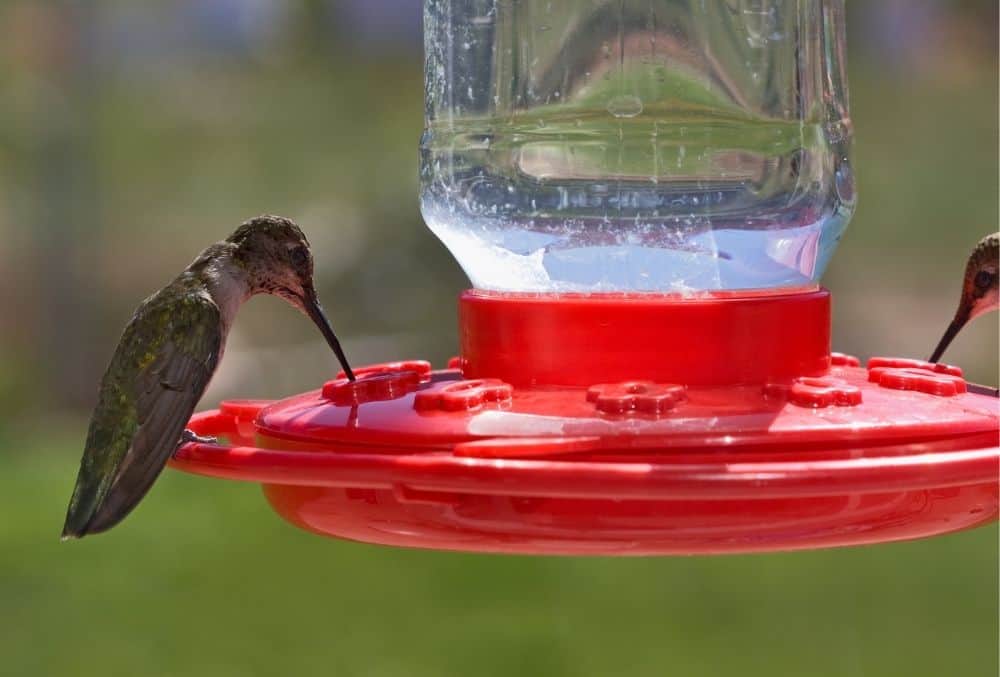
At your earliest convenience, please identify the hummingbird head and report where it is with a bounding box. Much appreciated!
[959,234,999,322]
[228,215,318,301]
[930,232,999,363]
[227,215,355,380]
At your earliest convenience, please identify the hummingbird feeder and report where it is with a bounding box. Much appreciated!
[171,0,998,555]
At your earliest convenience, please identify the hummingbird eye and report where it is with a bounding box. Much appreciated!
[973,270,995,291]
[290,246,309,269]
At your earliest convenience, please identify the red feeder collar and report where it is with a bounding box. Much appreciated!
[458,288,831,387]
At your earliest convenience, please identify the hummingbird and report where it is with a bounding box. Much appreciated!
[929,232,999,363]
[62,215,355,539]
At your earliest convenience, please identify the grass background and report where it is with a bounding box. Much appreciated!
[2,443,996,677]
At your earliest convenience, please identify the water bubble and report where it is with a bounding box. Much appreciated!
[835,158,855,203]
[607,95,643,118]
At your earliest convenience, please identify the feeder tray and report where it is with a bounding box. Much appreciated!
[171,290,999,555]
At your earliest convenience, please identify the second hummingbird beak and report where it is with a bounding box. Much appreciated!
[301,285,356,381]
[929,305,971,364]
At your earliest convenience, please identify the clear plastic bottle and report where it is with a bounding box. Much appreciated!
[420,0,854,292]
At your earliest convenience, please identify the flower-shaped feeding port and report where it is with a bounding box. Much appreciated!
[414,379,513,412]
[867,358,968,397]
[586,382,686,416]
[764,377,862,408]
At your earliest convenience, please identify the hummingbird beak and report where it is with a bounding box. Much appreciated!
[929,304,971,364]
[301,285,355,381]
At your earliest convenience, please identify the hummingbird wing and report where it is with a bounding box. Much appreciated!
[63,287,222,538]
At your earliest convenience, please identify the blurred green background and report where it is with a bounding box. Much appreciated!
[0,2,996,676]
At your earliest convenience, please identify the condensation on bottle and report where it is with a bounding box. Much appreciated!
[420,0,855,293]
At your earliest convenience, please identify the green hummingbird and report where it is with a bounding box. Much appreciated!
[62,215,355,540]
[929,232,999,363]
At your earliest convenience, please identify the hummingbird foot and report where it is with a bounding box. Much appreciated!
[178,428,218,448]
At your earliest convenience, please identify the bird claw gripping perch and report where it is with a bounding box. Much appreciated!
[179,429,218,447]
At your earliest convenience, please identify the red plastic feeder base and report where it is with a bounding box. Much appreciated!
[171,290,999,555]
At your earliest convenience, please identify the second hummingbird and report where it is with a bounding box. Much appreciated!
[62,215,355,540]
[929,232,999,364]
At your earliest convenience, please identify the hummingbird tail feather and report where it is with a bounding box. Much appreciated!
[60,521,83,540]
[61,461,169,539]
[62,440,174,540]
[61,473,107,540]
[81,488,152,536]
[60,490,145,539]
